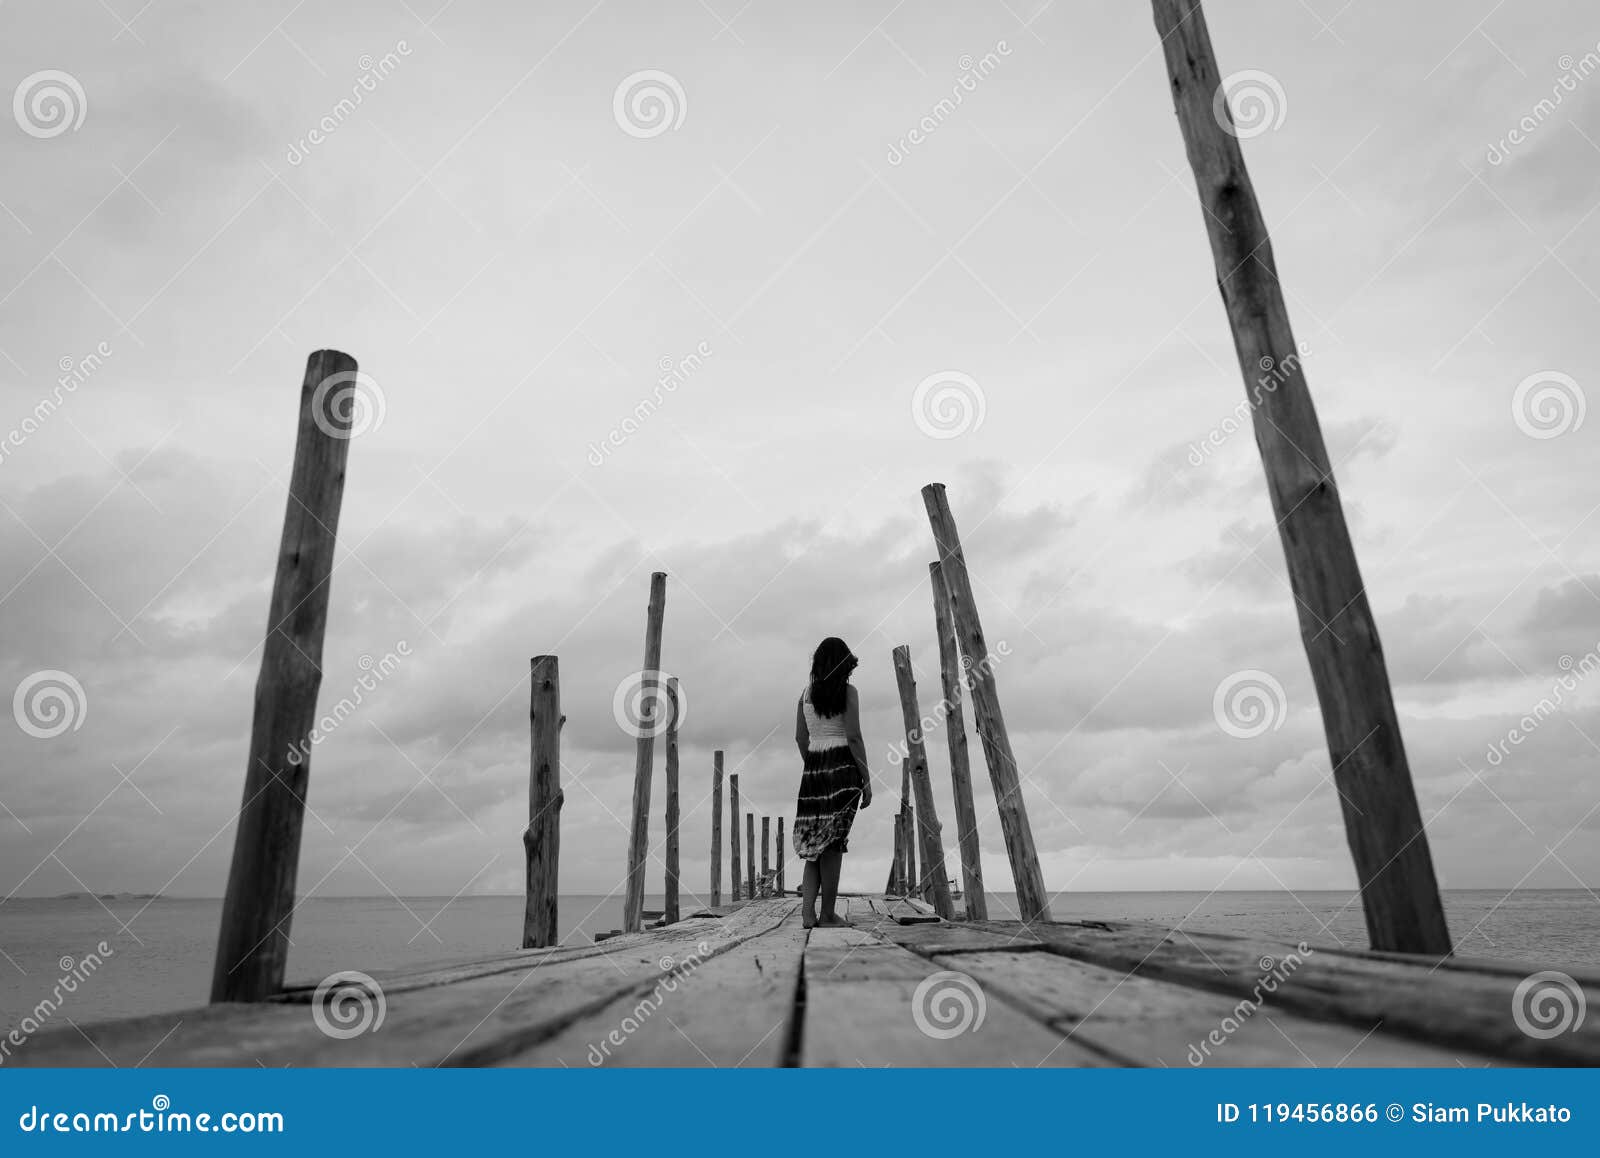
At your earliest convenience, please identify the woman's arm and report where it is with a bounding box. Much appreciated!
[795,696,809,759]
[844,687,873,808]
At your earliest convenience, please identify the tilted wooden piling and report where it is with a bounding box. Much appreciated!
[921,483,1051,922]
[900,763,916,898]
[746,813,756,899]
[664,677,681,926]
[930,560,986,919]
[623,572,668,933]
[710,750,724,906]
[1151,0,1450,954]
[761,815,770,892]
[892,646,955,919]
[729,772,742,902]
[211,350,357,1003]
[776,816,785,895]
[522,655,563,948]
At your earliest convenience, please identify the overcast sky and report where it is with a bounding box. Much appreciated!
[3,0,1599,935]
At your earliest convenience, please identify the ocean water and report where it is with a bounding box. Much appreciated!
[2,889,1596,1032]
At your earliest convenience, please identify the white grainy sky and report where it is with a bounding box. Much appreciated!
[2,0,1598,930]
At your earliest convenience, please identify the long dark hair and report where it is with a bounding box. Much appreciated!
[808,637,858,718]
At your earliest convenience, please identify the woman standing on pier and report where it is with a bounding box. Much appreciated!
[793,637,872,928]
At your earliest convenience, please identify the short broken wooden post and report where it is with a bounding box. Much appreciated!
[886,812,905,894]
[664,677,681,925]
[730,772,742,902]
[623,572,668,934]
[922,483,1051,922]
[710,750,724,906]
[776,816,786,895]
[211,349,356,1003]
[1151,0,1449,954]
[746,813,756,899]
[522,655,563,948]
[892,646,955,919]
[930,560,986,920]
[899,759,916,898]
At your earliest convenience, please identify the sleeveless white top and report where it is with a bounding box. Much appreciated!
[801,687,849,751]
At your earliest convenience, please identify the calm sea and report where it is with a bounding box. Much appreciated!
[2,889,1596,1032]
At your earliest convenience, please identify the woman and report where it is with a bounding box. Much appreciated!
[792,637,872,928]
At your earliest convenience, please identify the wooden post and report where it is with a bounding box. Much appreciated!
[760,815,770,895]
[522,655,563,948]
[710,750,724,906]
[930,561,986,920]
[746,813,756,900]
[922,484,1051,922]
[622,572,667,933]
[886,813,905,894]
[900,760,916,898]
[730,773,742,902]
[211,349,356,1003]
[664,677,681,925]
[1151,0,1450,954]
[776,816,786,895]
[892,646,955,919]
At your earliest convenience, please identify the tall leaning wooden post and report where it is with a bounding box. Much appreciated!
[622,572,668,933]
[211,349,356,1002]
[930,561,986,919]
[1151,0,1450,954]
[522,655,563,948]
[746,813,756,900]
[729,773,742,902]
[710,750,724,906]
[664,677,681,925]
[922,484,1051,922]
[776,816,786,895]
[892,646,955,919]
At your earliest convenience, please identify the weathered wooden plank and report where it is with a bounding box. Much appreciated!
[517,923,808,1066]
[935,950,1505,1067]
[1150,0,1448,954]
[891,645,955,920]
[875,922,1038,953]
[730,773,742,902]
[212,349,356,1002]
[921,483,1050,922]
[978,919,1600,1064]
[930,559,986,920]
[800,940,1103,1067]
[16,902,800,1068]
[623,572,668,932]
[523,655,562,948]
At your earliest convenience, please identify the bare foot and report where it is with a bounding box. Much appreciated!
[802,908,818,929]
[817,913,853,928]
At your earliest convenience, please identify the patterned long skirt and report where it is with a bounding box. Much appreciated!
[792,744,863,860]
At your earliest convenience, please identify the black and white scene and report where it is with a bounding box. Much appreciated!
[2,0,1599,1071]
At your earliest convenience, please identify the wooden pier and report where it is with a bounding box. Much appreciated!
[16,0,1599,1070]
[16,895,1600,1066]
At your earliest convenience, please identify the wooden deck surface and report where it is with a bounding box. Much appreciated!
[14,897,1600,1067]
